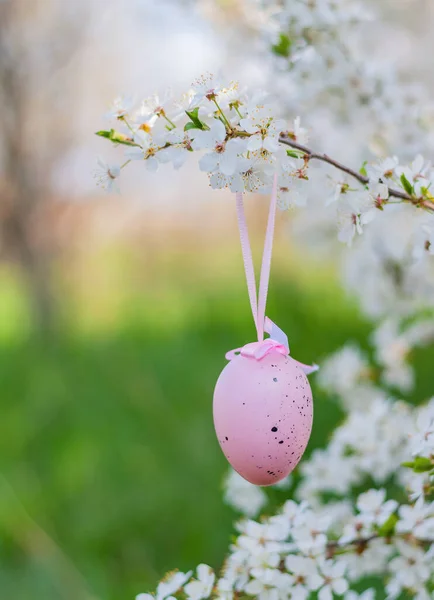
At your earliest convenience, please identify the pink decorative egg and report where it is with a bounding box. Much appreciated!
[213,351,313,486]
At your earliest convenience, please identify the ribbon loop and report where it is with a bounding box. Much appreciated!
[264,317,289,352]
[227,173,319,373]
[235,174,279,342]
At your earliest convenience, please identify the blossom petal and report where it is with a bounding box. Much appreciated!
[199,152,219,173]
[247,135,263,151]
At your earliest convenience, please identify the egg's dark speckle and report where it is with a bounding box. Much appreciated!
[273,377,278,382]
[271,426,278,432]
[225,436,228,441]
[279,440,284,444]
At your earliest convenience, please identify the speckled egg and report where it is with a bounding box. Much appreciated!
[213,351,313,486]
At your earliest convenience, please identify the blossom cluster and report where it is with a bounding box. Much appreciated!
[229,0,434,321]
[95,75,308,200]
[183,1,434,319]
[136,486,434,600]
[318,316,434,402]
[297,335,434,507]
[298,394,434,504]
[232,0,434,158]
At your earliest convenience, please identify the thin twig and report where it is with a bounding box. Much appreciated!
[326,534,379,557]
[279,136,434,212]
[325,532,434,559]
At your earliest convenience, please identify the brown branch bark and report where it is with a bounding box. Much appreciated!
[279,136,434,212]
[325,532,434,559]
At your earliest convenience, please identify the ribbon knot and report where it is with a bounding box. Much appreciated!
[225,317,318,375]
[226,338,288,361]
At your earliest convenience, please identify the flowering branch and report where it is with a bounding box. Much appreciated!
[96,76,434,252]
[136,483,434,600]
[279,135,434,212]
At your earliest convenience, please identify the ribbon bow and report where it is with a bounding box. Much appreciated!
[226,174,318,376]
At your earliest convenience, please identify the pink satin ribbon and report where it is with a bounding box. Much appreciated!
[226,173,318,376]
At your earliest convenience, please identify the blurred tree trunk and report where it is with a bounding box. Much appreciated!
[0,0,87,337]
[4,203,56,336]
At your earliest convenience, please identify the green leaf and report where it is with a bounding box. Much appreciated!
[401,457,433,473]
[95,129,136,146]
[96,130,112,139]
[272,33,292,58]
[377,513,398,537]
[359,161,368,177]
[184,121,201,132]
[185,107,200,122]
[185,107,206,131]
[400,173,414,195]
[286,149,303,158]
[413,456,433,473]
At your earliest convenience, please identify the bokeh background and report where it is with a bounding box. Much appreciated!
[0,1,433,599]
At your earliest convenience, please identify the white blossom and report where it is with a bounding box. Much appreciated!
[285,555,323,598]
[366,157,398,181]
[387,540,431,598]
[356,489,398,527]
[184,565,215,600]
[408,401,434,457]
[240,106,286,153]
[372,319,413,392]
[191,73,223,105]
[105,95,134,120]
[287,116,309,145]
[124,131,166,171]
[136,570,193,600]
[396,155,428,190]
[317,560,348,600]
[413,217,434,260]
[246,568,293,600]
[291,512,331,555]
[368,181,389,207]
[337,195,376,246]
[396,497,434,539]
[317,344,371,401]
[139,90,173,121]
[93,158,121,193]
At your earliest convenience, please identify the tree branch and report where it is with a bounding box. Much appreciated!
[325,532,434,559]
[279,135,434,212]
